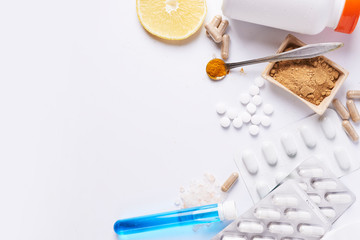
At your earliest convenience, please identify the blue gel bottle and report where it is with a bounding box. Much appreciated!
[114,201,237,236]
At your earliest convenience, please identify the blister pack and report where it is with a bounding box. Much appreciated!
[235,109,359,203]
[212,181,331,240]
[283,157,356,223]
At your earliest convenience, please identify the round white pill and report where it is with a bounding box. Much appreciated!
[263,104,274,115]
[227,108,238,120]
[241,112,251,123]
[255,76,265,88]
[249,125,260,136]
[251,114,261,125]
[261,116,271,127]
[215,103,227,115]
[233,117,243,129]
[220,117,231,128]
[239,93,251,105]
[249,85,260,96]
[246,103,257,115]
[251,95,262,106]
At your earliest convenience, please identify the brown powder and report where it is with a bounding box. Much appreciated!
[270,46,340,106]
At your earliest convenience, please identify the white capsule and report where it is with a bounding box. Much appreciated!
[312,179,337,190]
[241,111,251,123]
[261,116,271,127]
[299,125,317,149]
[326,193,352,204]
[298,167,324,177]
[263,104,274,115]
[252,95,263,106]
[242,151,259,175]
[221,235,246,240]
[280,133,297,158]
[216,103,227,115]
[320,207,336,219]
[334,147,351,171]
[320,116,336,140]
[251,114,261,125]
[308,194,322,204]
[233,117,243,129]
[285,209,311,220]
[249,125,260,136]
[298,224,325,237]
[239,93,251,105]
[298,182,308,191]
[227,108,238,120]
[261,142,278,166]
[256,182,270,198]
[246,103,257,115]
[237,221,264,233]
[249,85,260,96]
[254,208,281,220]
[272,195,298,207]
[220,117,231,128]
[255,76,265,88]
[268,223,294,235]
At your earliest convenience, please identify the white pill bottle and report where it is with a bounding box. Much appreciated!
[222,0,360,34]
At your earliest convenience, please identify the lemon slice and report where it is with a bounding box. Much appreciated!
[136,0,207,40]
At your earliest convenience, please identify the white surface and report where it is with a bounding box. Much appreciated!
[0,1,359,240]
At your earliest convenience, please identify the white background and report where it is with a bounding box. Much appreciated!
[0,1,359,240]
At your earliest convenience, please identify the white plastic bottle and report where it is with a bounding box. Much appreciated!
[222,0,360,34]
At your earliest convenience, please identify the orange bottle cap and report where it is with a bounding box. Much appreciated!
[335,0,360,34]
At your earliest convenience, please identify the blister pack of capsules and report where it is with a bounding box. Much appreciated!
[234,109,359,203]
[212,180,331,240]
[283,157,356,223]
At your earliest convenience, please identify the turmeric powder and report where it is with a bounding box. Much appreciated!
[206,58,229,80]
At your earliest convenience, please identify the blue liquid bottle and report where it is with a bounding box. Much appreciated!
[114,201,237,236]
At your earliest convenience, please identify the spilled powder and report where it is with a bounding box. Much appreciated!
[270,46,340,106]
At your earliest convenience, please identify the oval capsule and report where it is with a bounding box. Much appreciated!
[325,192,352,204]
[242,151,259,175]
[347,90,360,99]
[298,224,325,237]
[280,133,297,158]
[298,167,324,177]
[261,142,278,166]
[320,116,336,140]
[320,207,336,219]
[285,209,311,220]
[299,125,317,149]
[272,195,298,207]
[334,147,351,171]
[221,172,239,192]
[254,208,281,220]
[268,223,294,235]
[237,221,264,233]
[312,179,337,190]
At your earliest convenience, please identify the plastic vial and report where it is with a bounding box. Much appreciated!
[223,0,360,34]
[114,201,237,236]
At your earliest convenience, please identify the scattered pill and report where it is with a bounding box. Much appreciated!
[242,151,259,175]
[260,116,271,127]
[220,117,231,128]
[298,224,325,237]
[272,195,298,207]
[218,19,229,37]
[334,147,351,171]
[326,192,352,204]
[320,116,336,140]
[347,90,360,99]
[346,99,360,122]
[254,208,281,220]
[233,117,243,129]
[216,103,227,115]
[261,142,278,166]
[280,133,297,158]
[320,207,336,219]
[241,112,251,123]
[227,108,238,120]
[221,172,239,192]
[285,209,311,220]
[239,93,251,105]
[256,181,270,198]
[249,85,260,96]
[299,125,317,149]
[221,235,246,240]
[263,104,274,115]
[251,114,261,125]
[249,125,260,136]
[246,103,257,115]
[251,95,263,106]
[298,167,324,177]
[332,99,350,120]
[254,76,265,88]
[221,34,230,60]
[342,120,359,142]
[312,179,337,190]
[204,19,228,43]
[308,194,322,204]
[237,221,264,234]
[268,223,294,235]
